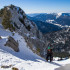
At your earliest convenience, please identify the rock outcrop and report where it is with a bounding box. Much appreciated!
[5,36,19,52]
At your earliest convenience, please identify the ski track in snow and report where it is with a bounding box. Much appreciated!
[0,25,70,70]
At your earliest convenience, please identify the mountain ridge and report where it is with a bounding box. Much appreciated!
[27,13,70,33]
[0,5,46,57]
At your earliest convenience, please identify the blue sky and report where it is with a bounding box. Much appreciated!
[0,0,70,14]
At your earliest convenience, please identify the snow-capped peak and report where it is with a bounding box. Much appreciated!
[56,12,62,18]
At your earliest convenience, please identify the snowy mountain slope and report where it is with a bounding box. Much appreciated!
[0,5,70,70]
[0,25,70,70]
[0,22,70,70]
[0,46,70,70]
[15,59,70,70]
[0,24,44,69]
[0,5,46,57]
[0,24,42,61]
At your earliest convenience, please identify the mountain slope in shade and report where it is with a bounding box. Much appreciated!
[27,13,70,33]
[27,14,62,34]
[32,20,62,34]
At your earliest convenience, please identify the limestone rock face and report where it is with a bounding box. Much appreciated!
[5,36,19,52]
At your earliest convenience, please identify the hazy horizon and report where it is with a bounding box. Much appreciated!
[0,0,70,14]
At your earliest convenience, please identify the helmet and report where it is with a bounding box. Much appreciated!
[48,46,51,49]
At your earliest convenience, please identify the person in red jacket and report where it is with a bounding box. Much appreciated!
[46,46,53,62]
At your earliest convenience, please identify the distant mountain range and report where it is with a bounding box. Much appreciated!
[27,13,70,33]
